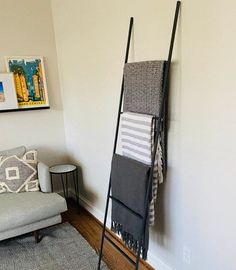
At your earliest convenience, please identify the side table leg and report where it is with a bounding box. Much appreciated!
[61,174,67,199]
[66,172,69,198]
[50,173,54,192]
[73,169,79,210]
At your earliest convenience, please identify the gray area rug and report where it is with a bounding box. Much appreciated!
[0,223,109,270]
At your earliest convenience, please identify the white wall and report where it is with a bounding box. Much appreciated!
[180,1,236,269]
[51,0,236,269]
[0,0,68,165]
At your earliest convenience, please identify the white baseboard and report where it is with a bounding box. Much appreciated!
[60,189,172,270]
[59,188,110,224]
[79,194,112,226]
[147,252,174,270]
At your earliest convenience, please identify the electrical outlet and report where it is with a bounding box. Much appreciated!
[183,246,191,264]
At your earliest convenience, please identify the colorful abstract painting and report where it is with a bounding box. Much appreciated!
[0,82,5,102]
[5,57,49,108]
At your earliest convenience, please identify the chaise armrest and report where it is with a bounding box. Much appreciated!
[38,162,52,193]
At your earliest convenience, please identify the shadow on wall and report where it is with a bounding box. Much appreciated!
[150,161,181,252]
[151,176,166,246]
[35,146,70,166]
[76,164,99,205]
[150,165,175,246]
[77,165,98,205]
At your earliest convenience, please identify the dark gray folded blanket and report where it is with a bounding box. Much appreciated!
[111,154,151,260]
[123,60,166,117]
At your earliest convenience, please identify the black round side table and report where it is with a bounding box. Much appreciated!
[49,164,79,209]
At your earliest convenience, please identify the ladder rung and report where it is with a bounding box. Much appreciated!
[109,195,144,220]
[104,234,136,265]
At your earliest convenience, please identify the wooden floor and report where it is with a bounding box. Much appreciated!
[62,199,154,270]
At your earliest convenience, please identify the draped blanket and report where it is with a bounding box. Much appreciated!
[111,154,150,260]
[123,60,167,172]
[120,112,163,225]
[111,60,166,260]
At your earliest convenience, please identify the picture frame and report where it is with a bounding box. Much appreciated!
[0,73,18,111]
[5,56,49,109]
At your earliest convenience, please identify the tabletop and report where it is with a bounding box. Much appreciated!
[49,164,77,174]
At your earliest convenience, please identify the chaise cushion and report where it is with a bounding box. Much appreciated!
[0,192,67,232]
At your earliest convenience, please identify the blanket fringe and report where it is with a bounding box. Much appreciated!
[111,221,147,260]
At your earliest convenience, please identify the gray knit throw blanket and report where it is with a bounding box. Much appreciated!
[123,60,165,117]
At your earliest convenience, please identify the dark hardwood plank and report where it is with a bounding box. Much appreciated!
[62,199,155,270]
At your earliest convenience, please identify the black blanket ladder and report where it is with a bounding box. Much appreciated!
[98,2,181,269]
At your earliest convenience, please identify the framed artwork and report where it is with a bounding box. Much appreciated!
[0,73,18,111]
[5,56,49,108]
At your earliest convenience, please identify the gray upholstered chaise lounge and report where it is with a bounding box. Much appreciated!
[0,146,67,242]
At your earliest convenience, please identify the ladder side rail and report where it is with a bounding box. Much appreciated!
[97,17,134,270]
[135,2,181,269]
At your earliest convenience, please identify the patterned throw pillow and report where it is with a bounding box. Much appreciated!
[0,150,39,193]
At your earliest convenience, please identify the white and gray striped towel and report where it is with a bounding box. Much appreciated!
[120,112,163,225]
